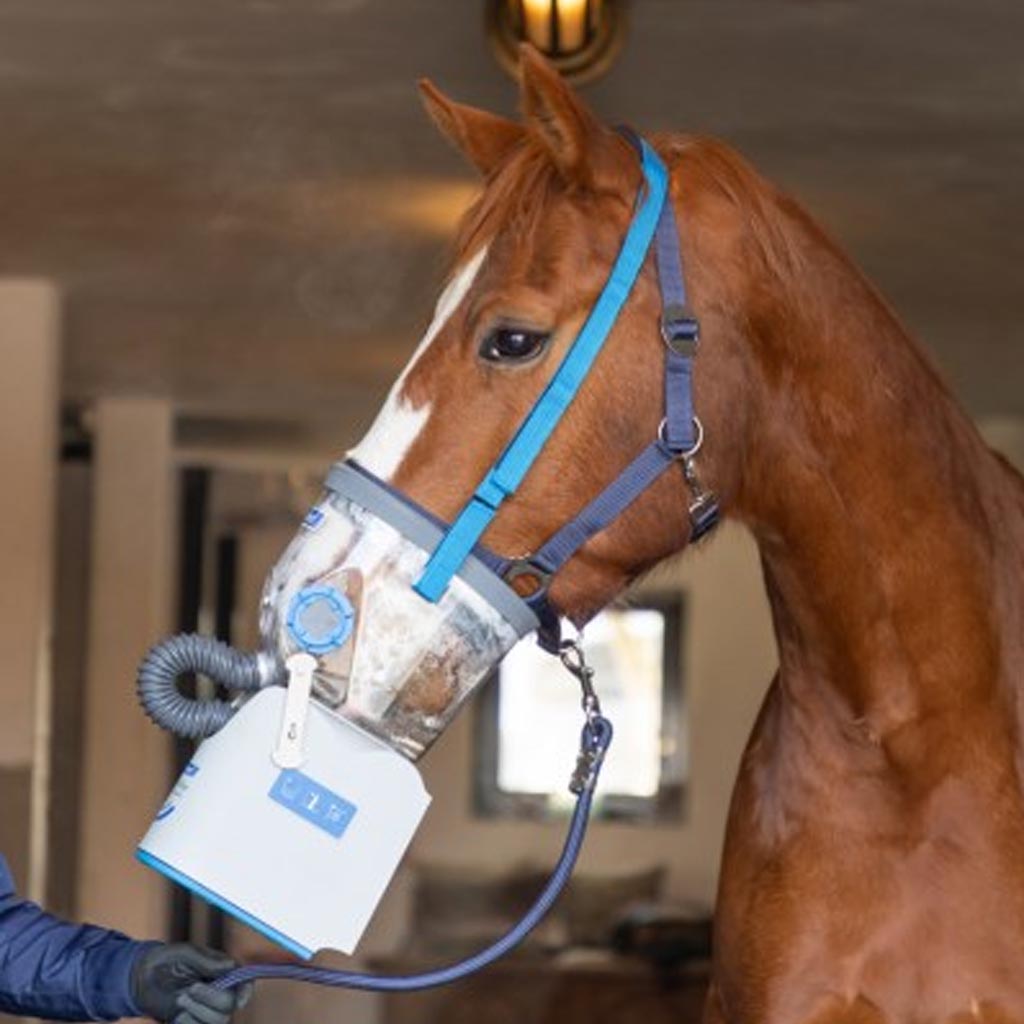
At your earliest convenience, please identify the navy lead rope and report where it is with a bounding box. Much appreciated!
[213,645,612,994]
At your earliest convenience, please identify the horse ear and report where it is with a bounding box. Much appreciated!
[419,79,525,176]
[518,43,603,184]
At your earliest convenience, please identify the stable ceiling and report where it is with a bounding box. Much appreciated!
[0,0,1020,449]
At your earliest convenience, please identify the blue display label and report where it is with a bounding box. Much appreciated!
[269,770,357,839]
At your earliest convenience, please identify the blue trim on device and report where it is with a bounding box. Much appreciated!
[414,140,670,602]
[136,849,314,961]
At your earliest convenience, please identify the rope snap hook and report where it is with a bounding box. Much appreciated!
[559,637,601,723]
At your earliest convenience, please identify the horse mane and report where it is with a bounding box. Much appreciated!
[657,133,809,284]
[450,130,808,283]
[446,127,984,443]
[666,134,978,422]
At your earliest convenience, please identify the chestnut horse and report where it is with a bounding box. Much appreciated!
[350,47,1024,1024]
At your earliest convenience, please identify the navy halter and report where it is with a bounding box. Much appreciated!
[355,132,718,652]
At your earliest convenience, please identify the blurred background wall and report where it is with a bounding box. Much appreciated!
[0,2,1021,1022]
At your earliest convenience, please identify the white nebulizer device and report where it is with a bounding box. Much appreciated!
[136,462,539,958]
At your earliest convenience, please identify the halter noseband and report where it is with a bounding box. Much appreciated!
[354,132,718,651]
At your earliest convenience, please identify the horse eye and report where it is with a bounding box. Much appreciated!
[480,327,549,364]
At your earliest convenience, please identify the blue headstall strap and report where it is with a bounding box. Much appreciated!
[413,139,670,603]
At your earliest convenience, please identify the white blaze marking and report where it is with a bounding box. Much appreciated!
[350,247,487,480]
[348,395,429,484]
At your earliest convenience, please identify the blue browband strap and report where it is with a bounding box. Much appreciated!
[380,132,715,648]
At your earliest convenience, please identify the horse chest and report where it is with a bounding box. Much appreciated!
[714,762,1024,1024]
[713,864,1024,1024]
[712,679,1024,1024]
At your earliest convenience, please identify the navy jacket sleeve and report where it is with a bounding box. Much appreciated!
[0,854,151,1021]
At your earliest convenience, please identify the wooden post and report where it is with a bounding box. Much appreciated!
[77,398,175,937]
[0,280,60,902]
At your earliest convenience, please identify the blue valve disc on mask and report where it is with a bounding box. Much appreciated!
[286,586,355,655]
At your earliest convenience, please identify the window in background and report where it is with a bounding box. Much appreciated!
[475,594,686,822]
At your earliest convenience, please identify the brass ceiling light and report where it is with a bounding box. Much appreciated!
[486,0,626,83]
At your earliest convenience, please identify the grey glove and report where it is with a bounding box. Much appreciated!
[131,944,252,1024]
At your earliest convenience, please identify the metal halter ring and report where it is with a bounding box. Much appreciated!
[503,557,553,599]
[658,415,704,459]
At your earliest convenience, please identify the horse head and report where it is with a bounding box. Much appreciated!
[352,46,759,627]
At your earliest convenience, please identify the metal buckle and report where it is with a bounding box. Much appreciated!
[660,304,700,357]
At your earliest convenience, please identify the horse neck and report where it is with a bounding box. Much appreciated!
[731,207,1024,767]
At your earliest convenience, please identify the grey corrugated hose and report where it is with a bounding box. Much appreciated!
[137,633,282,739]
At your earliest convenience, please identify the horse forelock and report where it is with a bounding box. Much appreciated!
[450,137,565,267]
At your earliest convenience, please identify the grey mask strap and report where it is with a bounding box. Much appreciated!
[325,461,540,639]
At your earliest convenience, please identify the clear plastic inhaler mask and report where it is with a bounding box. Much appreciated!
[136,461,540,959]
[261,461,539,758]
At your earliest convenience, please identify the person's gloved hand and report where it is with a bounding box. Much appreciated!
[131,943,252,1024]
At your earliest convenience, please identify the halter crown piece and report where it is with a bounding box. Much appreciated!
[411,132,719,649]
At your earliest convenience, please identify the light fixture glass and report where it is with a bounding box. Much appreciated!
[486,0,625,84]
